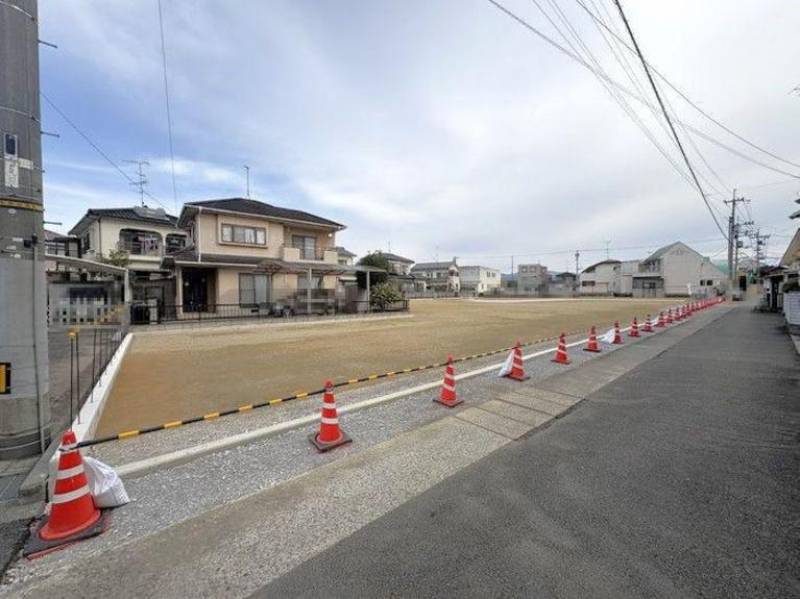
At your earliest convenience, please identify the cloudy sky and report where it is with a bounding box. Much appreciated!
[39,0,799,272]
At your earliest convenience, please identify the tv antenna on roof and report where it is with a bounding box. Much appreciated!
[124,159,150,206]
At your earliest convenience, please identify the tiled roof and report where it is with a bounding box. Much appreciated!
[335,246,357,258]
[183,198,344,229]
[382,252,414,264]
[69,206,179,235]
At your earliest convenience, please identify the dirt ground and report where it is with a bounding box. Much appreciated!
[97,297,678,435]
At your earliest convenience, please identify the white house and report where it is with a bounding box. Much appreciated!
[633,241,727,297]
[579,260,621,295]
[459,265,501,294]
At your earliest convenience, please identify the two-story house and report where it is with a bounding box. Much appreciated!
[161,197,350,315]
[633,241,726,297]
[68,205,188,303]
[460,265,501,294]
[579,260,621,295]
[410,258,460,293]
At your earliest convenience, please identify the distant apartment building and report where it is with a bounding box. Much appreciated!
[459,265,501,294]
[517,263,548,294]
[410,258,460,293]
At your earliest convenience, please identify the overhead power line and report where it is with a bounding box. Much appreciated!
[610,0,727,240]
[574,0,800,171]
[484,0,728,240]
[157,0,179,214]
[41,92,169,211]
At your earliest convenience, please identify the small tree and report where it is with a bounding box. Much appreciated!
[99,249,130,268]
[370,281,403,310]
[357,251,389,288]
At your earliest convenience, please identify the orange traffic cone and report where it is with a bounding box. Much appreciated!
[552,333,571,364]
[656,311,666,328]
[628,317,640,337]
[612,321,623,344]
[24,431,107,557]
[309,381,351,452]
[642,314,654,333]
[666,308,674,324]
[504,340,530,381]
[584,326,601,352]
[434,356,463,407]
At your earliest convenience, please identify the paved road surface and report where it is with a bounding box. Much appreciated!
[258,307,800,598]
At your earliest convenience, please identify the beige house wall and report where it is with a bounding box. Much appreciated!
[80,218,186,272]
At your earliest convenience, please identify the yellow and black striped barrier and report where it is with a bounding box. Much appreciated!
[75,329,585,449]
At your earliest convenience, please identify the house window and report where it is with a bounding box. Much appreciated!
[82,232,91,251]
[221,224,266,246]
[582,280,595,287]
[239,273,270,306]
[166,233,186,253]
[292,235,318,260]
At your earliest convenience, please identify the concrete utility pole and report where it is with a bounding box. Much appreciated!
[574,250,580,294]
[243,164,250,198]
[752,229,770,277]
[0,0,50,458]
[724,189,749,298]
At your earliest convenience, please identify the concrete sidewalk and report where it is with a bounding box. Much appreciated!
[0,304,731,596]
[259,306,800,599]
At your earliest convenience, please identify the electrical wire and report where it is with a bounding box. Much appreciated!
[485,0,729,241]
[574,0,800,171]
[41,92,169,211]
[611,0,727,241]
[157,0,179,214]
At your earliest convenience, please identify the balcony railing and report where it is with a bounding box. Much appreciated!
[282,245,338,262]
[117,240,161,256]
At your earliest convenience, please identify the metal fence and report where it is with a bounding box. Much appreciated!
[48,322,129,437]
[130,298,410,325]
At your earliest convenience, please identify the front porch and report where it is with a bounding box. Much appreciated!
[135,254,393,324]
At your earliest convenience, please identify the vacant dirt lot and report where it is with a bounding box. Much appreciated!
[97,297,678,435]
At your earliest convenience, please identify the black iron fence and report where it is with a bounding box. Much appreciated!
[48,322,129,437]
[130,298,410,325]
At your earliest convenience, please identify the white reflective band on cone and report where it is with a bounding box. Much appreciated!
[52,485,90,504]
[442,384,455,392]
[56,465,85,480]
[321,416,339,425]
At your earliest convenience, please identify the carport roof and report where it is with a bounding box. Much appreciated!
[162,249,385,275]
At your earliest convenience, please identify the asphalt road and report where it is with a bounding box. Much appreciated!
[256,307,800,599]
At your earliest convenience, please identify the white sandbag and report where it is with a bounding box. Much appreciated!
[497,349,515,377]
[599,328,617,344]
[83,456,130,508]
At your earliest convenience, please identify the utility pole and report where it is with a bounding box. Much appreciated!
[124,159,149,206]
[752,229,770,279]
[0,0,50,458]
[724,189,749,298]
[243,164,250,198]
[574,250,580,294]
[604,240,611,260]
